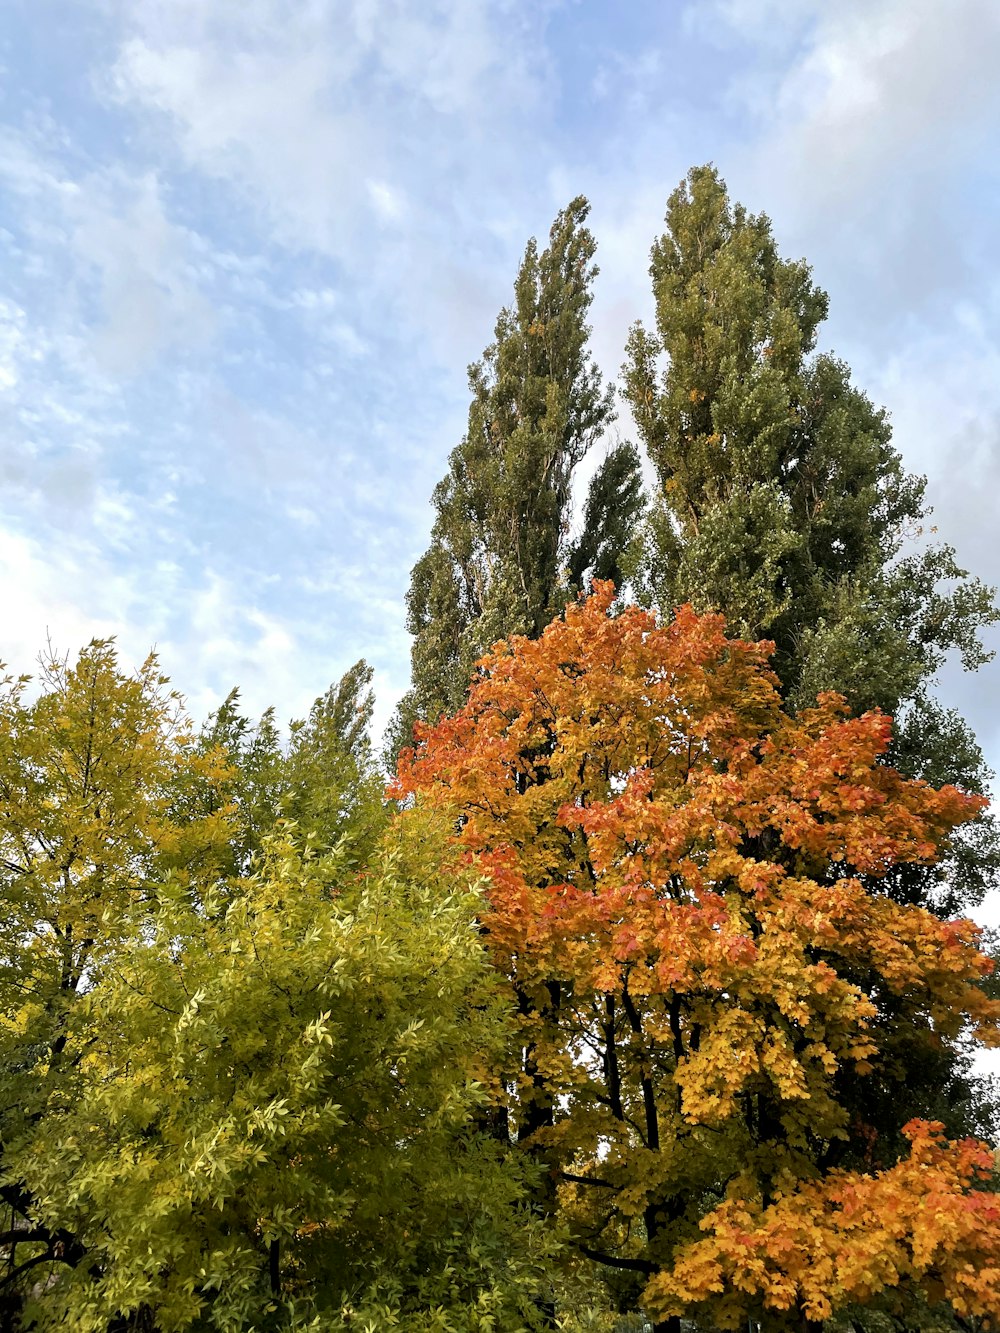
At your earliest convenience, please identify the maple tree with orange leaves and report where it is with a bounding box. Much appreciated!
[393,583,1000,1332]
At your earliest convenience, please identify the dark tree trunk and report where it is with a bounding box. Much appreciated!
[0,1291,22,1333]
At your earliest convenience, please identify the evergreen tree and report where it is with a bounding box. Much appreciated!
[392,197,640,754]
[622,165,1000,1145]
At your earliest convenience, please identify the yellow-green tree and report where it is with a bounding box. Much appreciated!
[0,641,233,1324]
[11,820,562,1332]
[0,643,574,1331]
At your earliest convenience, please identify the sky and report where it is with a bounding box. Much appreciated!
[1,3,999,792]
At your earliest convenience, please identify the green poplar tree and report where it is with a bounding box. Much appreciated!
[392,197,641,754]
[622,164,1000,1148]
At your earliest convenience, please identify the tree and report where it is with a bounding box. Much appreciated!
[0,646,581,1331]
[394,586,1000,1333]
[283,658,386,864]
[392,197,640,753]
[193,689,285,876]
[0,641,234,1326]
[622,165,997,724]
[621,165,1000,1153]
[194,659,386,876]
[8,819,565,1332]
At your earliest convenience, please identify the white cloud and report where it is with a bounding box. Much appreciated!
[366,179,406,225]
[0,298,29,391]
[287,286,339,311]
[106,0,549,258]
[73,172,216,375]
[865,311,1000,727]
[703,0,1000,332]
[110,33,370,256]
[96,0,562,372]
[0,127,82,207]
[286,504,319,528]
[0,527,127,671]
[0,128,214,379]
[0,518,359,733]
[0,292,109,519]
[768,1,999,196]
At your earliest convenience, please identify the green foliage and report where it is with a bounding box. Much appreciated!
[196,660,387,875]
[393,197,637,754]
[566,442,645,593]
[623,165,997,719]
[283,659,386,865]
[0,639,231,1085]
[9,820,559,1331]
[194,690,285,876]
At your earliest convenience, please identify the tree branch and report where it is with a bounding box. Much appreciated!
[560,1172,618,1190]
[576,1244,655,1274]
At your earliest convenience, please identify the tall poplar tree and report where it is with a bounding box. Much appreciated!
[392,197,640,753]
[624,166,996,727]
[622,165,1000,1145]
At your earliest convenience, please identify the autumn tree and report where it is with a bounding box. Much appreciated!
[622,165,1000,1149]
[0,641,234,1326]
[394,586,1000,1333]
[8,819,567,1332]
[392,196,641,753]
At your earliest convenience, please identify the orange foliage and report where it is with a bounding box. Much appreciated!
[392,584,1000,1327]
[647,1121,1000,1329]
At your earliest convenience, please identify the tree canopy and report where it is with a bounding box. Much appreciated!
[395,584,1000,1332]
[623,166,997,720]
[0,646,562,1331]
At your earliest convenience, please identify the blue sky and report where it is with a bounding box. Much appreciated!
[2,0,999,791]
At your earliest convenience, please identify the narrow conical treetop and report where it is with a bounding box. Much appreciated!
[393,196,640,753]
